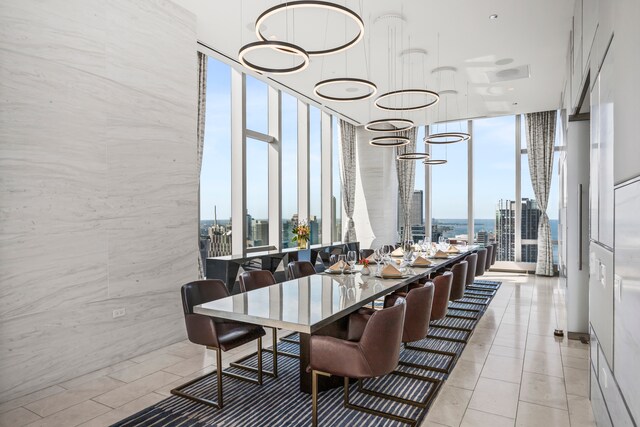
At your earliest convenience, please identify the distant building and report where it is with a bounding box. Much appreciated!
[410,190,424,225]
[253,220,269,247]
[309,215,320,244]
[477,230,489,246]
[495,198,541,262]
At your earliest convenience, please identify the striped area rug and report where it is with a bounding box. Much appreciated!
[112,280,501,427]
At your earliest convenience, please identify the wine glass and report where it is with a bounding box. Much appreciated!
[337,254,347,274]
[402,240,414,264]
[373,248,382,274]
[346,251,357,273]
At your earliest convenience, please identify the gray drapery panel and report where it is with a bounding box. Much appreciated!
[196,52,207,279]
[525,110,556,276]
[339,120,357,242]
[395,127,417,242]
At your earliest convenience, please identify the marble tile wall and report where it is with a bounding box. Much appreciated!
[0,0,198,402]
[353,127,399,249]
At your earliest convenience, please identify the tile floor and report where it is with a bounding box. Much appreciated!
[0,272,595,427]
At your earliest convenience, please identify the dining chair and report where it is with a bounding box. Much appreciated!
[475,248,488,277]
[287,260,316,280]
[484,244,494,271]
[309,301,413,426]
[237,270,296,377]
[359,249,374,260]
[491,242,498,265]
[448,261,468,301]
[171,280,266,409]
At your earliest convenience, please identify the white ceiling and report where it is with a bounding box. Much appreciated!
[174,0,574,126]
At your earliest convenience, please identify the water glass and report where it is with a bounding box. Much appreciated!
[346,251,356,272]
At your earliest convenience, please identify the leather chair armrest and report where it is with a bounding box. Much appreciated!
[185,313,219,347]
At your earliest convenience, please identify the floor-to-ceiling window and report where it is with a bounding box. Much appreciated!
[281,93,298,248]
[309,106,322,244]
[473,116,516,260]
[245,75,270,248]
[331,116,342,242]
[430,121,469,243]
[200,56,232,257]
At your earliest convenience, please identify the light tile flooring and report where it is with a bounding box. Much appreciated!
[0,272,595,427]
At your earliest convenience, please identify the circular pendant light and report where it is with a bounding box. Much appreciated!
[424,131,471,144]
[314,78,377,102]
[423,159,448,165]
[375,89,440,112]
[365,118,415,133]
[255,1,365,56]
[369,136,410,147]
[397,152,430,160]
[238,41,309,74]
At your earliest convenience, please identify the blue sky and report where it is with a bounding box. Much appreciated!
[201,56,559,222]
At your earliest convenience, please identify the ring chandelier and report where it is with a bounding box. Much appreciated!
[424,131,471,144]
[255,1,365,56]
[238,41,309,75]
[314,78,377,102]
[374,89,440,112]
[369,136,410,147]
[397,152,430,160]
[423,159,448,165]
[364,118,415,133]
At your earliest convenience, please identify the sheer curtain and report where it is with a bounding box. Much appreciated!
[525,110,556,276]
[339,120,357,242]
[196,52,207,279]
[395,128,417,242]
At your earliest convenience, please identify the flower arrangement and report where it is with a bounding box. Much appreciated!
[292,219,310,248]
[360,259,370,267]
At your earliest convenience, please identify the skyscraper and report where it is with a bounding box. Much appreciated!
[495,198,541,262]
[410,190,424,226]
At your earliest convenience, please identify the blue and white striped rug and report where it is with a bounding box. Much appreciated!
[112,280,501,426]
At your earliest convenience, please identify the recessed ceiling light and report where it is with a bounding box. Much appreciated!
[508,87,515,91]
[489,14,498,20]
[513,102,518,105]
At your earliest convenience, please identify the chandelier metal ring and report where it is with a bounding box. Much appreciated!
[424,132,471,144]
[238,41,309,75]
[423,159,448,165]
[255,1,365,56]
[369,136,410,147]
[364,118,415,133]
[374,89,440,112]
[314,78,377,102]
[396,152,430,160]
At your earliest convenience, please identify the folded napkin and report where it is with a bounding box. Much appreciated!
[391,247,404,257]
[447,245,460,253]
[412,256,431,267]
[433,250,450,258]
[329,260,348,271]
[381,264,403,278]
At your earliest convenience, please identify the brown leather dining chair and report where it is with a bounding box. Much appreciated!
[352,283,443,408]
[287,260,316,280]
[491,242,498,265]
[359,249,374,260]
[484,244,494,272]
[237,270,293,378]
[171,280,266,409]
[448,261,468,301]
[475,248,487,277]
[309,301,412,426]
[464,253,478,290]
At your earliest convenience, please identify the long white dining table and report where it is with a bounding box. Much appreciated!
[194,245,479,393]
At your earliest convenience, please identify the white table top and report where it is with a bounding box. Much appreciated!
[194,247,476,334]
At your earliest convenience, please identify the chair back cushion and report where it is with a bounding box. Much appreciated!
[464,253,478,287]
[402,282,435,342]
[239,270,276,293]
[359,300,406,377]
[430,272,453,321]
[449,261,468,301]
[491,243,498,265]
[359,249,374,260]
[181,280,229,315]
[287,261,316,280]
[475,249,487,276]
[485,245,494,270]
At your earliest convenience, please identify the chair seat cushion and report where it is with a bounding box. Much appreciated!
[216,322,266,352]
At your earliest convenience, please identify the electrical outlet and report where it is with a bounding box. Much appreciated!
[614,274,622,302]
[112,307,126,319]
